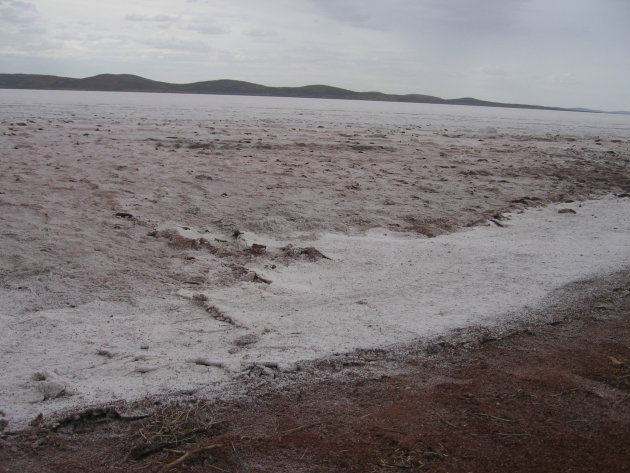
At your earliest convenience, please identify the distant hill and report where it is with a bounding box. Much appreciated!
[0,73,569,111]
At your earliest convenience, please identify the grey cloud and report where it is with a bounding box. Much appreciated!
[245,29,277,37]
[189,23,230,35]
[307,0,389,30]
[1,37,62,54]
[138,37,212,53]
[309,0,530,36]
[124,13,180,23]
[0,0,38,24]
[421,0,529,26]
[471,66,509,78]
[308,0,371,27]
[21,38,63,51]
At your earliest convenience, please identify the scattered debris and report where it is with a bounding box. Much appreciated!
[205,304,240,327]
[281,244,331,261]
[242,270,272,284]
[51,406,149,431]
[187,141,214,150]
[189,358,225,369]
[510,196,541,204]
[232,230,249,250]
[32,372,74,400]
[250,243,267,255]
[29,413,44,427]
[157,225,214,249]
[233,333,260,347]
[96,349,114,358]
[490,218,506,228]
[227,264,272,283]
[240,363,277,378]
[36,381,67,400]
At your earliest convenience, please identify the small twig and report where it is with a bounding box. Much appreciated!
[130,464,153,471]
[432,410,457,428]
[614,392,629,406]
[380,427,407,435]
[156,443,222,473]
[470,412,515,424]
[279,423,319,438]
[172,317,206,324]
[207,464,232,473]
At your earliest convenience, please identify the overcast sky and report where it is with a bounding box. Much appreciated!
[1,0,629,110]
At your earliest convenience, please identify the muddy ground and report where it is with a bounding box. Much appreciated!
[1,270,628,473]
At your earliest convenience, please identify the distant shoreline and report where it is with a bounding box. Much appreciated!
[0,72,590,113]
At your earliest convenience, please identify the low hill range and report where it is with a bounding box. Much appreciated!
[0,72,596,112]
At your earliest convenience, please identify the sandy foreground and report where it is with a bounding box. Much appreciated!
[1,112,629,435]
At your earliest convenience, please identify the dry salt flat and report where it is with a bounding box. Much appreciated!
[1,195,629,429]
[1,90,629,431]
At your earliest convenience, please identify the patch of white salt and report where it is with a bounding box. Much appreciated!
[1,196,629,428]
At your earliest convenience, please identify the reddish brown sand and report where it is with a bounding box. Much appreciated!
[1,271,628,473]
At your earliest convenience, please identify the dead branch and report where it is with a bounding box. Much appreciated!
[156,443,222,473]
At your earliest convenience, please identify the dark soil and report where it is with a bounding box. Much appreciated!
[1,274,629,473]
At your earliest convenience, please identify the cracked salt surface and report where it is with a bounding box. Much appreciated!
[1,196,629,428]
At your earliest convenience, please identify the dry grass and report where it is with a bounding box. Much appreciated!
[128,402,222,460]
[377,447,426,470]
[377,441,448,471]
